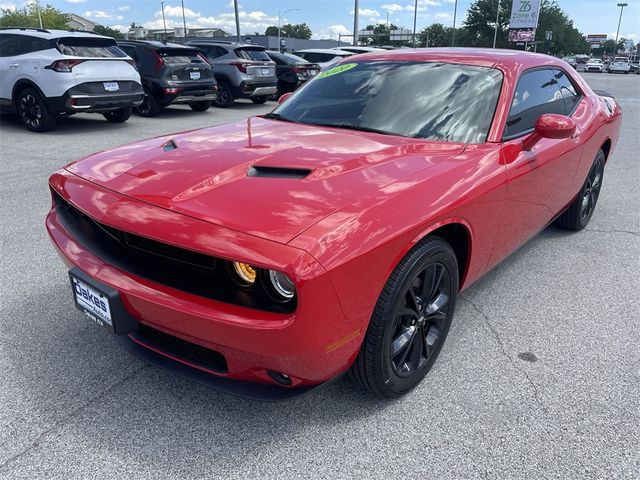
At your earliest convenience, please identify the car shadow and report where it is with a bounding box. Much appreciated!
[0,111,132,134]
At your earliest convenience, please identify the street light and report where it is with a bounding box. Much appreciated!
[160,1,167,44]
[615,2,628,49]
[492,0,501,48]
[451,0,458,46]
[278,8,300,53]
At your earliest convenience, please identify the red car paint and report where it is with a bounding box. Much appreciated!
[46,49,622,389]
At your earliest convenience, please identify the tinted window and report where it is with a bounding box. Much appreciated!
[0,34,49,56]
[57,37,126,58]
[297,52,331,63]
[554,69,581,114]
[234,47,270,61]
[505,69,566,138]
[119,45,138,61]
[157,48,205,64]
[269,52,307,65]
[274,61,503,144]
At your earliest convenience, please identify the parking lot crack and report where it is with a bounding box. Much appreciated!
[460,296,549,415]
[0,364,148,473]
[584,228,640,237]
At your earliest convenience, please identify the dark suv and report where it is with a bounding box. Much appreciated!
[265,51,319,99]
[185,40,277,107]
[117,40,216,116]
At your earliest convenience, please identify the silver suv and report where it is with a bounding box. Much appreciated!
[186,40,277,107]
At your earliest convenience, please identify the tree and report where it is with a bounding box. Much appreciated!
[418,23,453,47]
[463,0,511,48]
[93,24,124,40]
[358,23,411,46]
[533,1,589,55]
[264,23,312,39]
[0,3,69,29]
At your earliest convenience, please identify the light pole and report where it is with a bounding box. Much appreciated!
[412,0,418,47]
[181,0,187,39]
[160,1,167,43]
[278,8,299,53]
[233,0,241,42]
[614,2,628,49]
[451,0,458,47]
[492,0,501,48]
[353,0,359,46]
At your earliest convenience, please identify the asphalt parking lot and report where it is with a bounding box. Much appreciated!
[1,75,639,479]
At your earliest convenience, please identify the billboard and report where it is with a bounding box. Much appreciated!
[509,29,536,42]
[586,34,607,46]
[509,0,542,29]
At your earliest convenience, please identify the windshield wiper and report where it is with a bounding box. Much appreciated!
[313,123,393,136]
[262,113,294,122]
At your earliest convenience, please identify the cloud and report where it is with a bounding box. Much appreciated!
[434,12,453,23]
[381,4,406,12]
[84,10,122,20]
[66,0,86,4]
[0,2,17,11]
[156,5,200,19]
[117,6,129,12]
[313,24,351,40]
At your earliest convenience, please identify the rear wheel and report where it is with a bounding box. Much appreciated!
[103,106,132,123]
[556,150,605,231]
[251,96,268,104]
[17,88,56,132]
[349,236,458,398]
[189,100,212,111]
[213,82,234,108]
[135,90,160,117]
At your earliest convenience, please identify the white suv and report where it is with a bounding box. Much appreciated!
[0,28,143,132]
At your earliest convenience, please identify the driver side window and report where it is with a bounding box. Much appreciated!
[504,69,567,139]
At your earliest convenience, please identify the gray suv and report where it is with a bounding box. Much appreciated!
[186,40,277,107]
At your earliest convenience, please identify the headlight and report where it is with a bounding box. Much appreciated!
[268,270,296,300]
[233,261,256,285]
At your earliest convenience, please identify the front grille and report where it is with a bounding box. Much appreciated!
[53,191,295,313]
[132,323,228,373]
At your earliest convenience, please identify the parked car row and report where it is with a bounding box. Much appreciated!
[0,29,325,132]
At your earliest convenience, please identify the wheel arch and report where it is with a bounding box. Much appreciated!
[12,79,47,104]
[600,138,612,162]
[398,220,473,291]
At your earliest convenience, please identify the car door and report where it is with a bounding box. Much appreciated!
[0,34,21,103]
[488,68,585,267]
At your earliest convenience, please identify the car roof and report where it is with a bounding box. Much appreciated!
[339,47,569,70]
[186,40,260,49]
[118,39,198,49]
[334,46,386,52]
[295,49,353,55]
[0,28,111,40]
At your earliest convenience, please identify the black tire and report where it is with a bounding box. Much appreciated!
[348,236,459,398]
[16,88,56,132]
[189,100,212,111]
[251,96,268,104]
[213,82,234,108]
[135,90,161,117]
[102,107,132,123]
[556,149,605,231]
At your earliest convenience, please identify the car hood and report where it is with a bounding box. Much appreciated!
[66,117,465,244]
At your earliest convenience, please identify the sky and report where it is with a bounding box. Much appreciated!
[1,0,638,44]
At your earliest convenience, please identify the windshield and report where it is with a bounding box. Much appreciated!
[273,61,503,144]
[57,37,126,58]
[235,48,270,61]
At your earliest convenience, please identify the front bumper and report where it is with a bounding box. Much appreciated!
[46,170,364,395]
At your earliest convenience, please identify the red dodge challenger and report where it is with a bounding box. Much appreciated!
[47,49,622,399]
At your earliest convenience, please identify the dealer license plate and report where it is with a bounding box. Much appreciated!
[70,275,113,331]
[190,71,200,80]
[261,68,270,75]
[103,82,120,92]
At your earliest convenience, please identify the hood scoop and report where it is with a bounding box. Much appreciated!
[247,165,311,179]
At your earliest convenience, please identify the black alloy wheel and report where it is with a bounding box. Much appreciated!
[389,262,451,378]
[556,149,605,231]
[17,88,55,132]
[213,82,234,108]
[135,90,160,117]
[349,235,458,397]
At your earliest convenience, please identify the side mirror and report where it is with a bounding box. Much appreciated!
[278,92,293,105]
[522,114,576,150]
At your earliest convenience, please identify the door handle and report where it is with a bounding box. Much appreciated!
[9,63,19,69]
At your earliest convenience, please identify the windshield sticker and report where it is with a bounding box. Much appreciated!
[316,63,358,79]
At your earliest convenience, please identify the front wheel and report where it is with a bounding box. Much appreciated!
[348,236,459,398]
[103,107,132,123]
[251,96,268,104]
[189,100,212,111]
[556,150,605,231]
